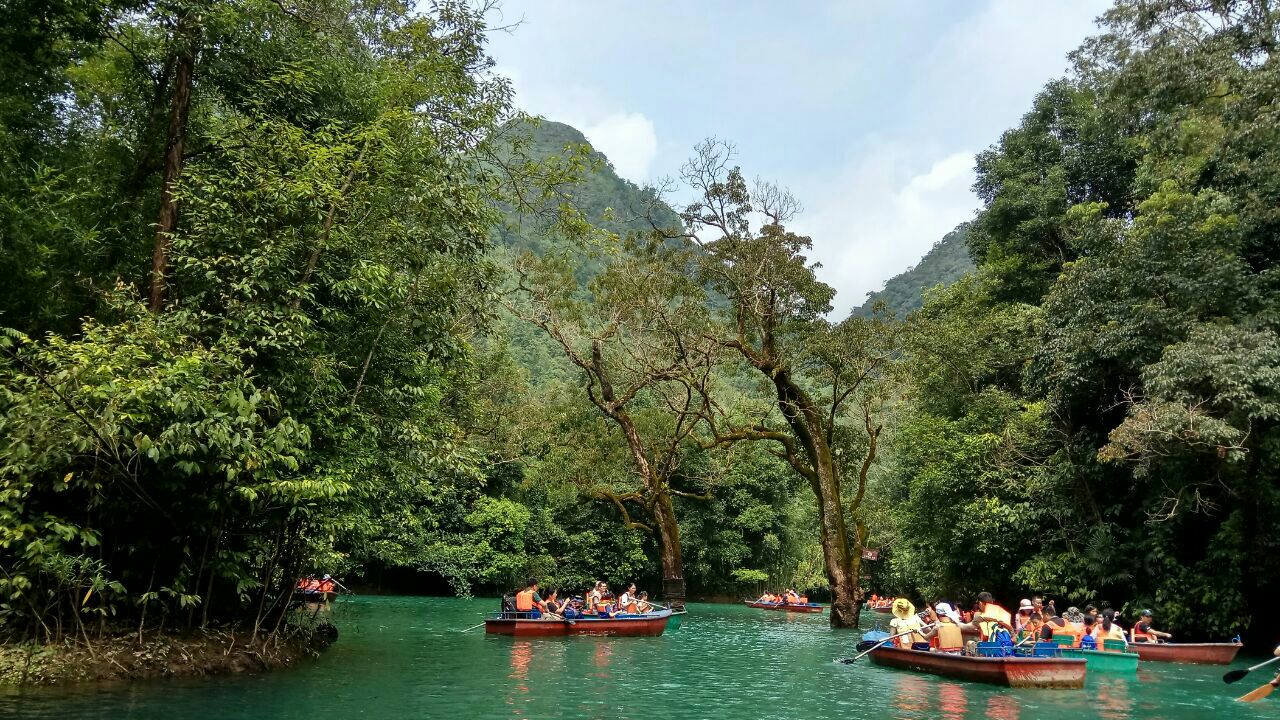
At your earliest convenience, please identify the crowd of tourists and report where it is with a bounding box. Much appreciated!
[881,592,1175,653]
[295,574,337,599]
[753,589,810,604]
[504,579,657,620]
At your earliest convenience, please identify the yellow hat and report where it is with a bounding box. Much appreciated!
[891,597,916,620]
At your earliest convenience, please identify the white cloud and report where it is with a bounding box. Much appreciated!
[792,0,1108,315]
[582,113,658,182]
[492,64,659,184]
[794,145,978,316]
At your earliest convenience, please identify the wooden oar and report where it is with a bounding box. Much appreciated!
[1225,654,1280,684]
[1236,675,1278,703]
[838,623,937,664]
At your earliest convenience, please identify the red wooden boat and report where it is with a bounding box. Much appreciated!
[868,605,894,616]
[1130,642,1242,665]
[484,610,671,637]
[745,601,825,613]
[868,646,1086,689]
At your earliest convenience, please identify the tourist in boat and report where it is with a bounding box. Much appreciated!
[922,602,969,653]
[1018,612,1044,643]
[619,583,637,612]
[783,589,801,604]
[1080,616,1098,649]
[587,582,605,614]
[1131,609,1172,643]
[635,591,653,613]
[318,574,336,598]
[515,578,547,618]
[972,592,1013,641]
[1015,598,1034,633]
[542,588,563,615]
[1095,609,1128,649]
[889,598,928,648]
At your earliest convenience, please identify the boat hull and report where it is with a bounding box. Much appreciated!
[745,601,825,613]
[868,646,1086,688]
[667,610,686,630]
[1060,648,1139,672]
[1130,642,1242,664]
[484,610,671,637]
[869,606,894,616]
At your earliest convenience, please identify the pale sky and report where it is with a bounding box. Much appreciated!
[485,1,1112,314]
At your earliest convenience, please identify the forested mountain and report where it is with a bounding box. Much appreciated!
[492,120,680,259]
[849,223,974,318]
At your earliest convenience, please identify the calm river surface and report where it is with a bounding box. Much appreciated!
[2,596,1273,719]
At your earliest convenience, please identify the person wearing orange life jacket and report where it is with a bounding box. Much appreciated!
[618,583,638,614]
[1131,609,1172,643]
[586,582,606,614]
[1095,609,1128,650]
[972,592,1013,641]
[922,602,970,653]
[514,578,547,619]
[635,591,653,614]
[318,575,335,595]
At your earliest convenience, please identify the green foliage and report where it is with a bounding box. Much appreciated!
[882,0,1280,640]
[0,0,511,640]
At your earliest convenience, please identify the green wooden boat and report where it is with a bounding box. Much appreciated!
[667,609,686,630]
[1060,648,1139,672]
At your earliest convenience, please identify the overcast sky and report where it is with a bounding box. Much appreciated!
[485,0,1112,314]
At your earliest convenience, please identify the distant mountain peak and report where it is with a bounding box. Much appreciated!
[848,223,975,319]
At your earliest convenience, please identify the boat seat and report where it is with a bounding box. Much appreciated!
[1051,636,1075,646]
[1103,639,1128,652]
[976,642,1006,658]
[1033,642,1061,657]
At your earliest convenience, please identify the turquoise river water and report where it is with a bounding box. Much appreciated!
[2,596,1275,719]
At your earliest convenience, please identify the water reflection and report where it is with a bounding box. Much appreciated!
[937,682,968,719]
[892,674,932,716]
[592,641,614,678]
[1092,675,1133,719]
[985,693,1020,720]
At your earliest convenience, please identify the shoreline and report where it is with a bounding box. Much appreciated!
[0,625,337,687]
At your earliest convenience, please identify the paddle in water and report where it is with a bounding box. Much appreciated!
[1224,654,1280,684]
[1237,675,1279,703]
[837,623,936,664]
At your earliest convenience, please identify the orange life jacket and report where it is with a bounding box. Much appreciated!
[625,601,638,613]
[515,589,535,612]
[1131,625,1151,642]
[318,580,335,593]
[1051,621,1080,647]
[799,596,809,604]
[931,619,965,652]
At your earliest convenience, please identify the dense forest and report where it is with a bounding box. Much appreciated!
[849,223,974,319]
[2,0,1279,649]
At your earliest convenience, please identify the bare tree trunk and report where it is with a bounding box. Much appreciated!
[148,8,199,313]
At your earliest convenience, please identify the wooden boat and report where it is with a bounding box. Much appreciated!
[867,605,894,615]
[868,646,1086,688]
[484,609,671,637]
[1060,648,1139,672]
[744,600,825,613]
[1130,642,1242,665]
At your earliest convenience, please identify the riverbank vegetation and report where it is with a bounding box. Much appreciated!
[2,0,1279,663]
